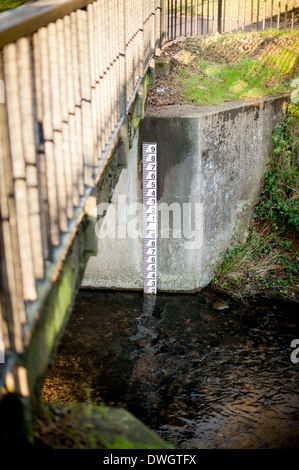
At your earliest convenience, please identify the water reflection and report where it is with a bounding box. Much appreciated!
[41,289,299,449]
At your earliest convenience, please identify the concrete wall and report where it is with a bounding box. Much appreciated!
[82,132,144,290]
[82,94,289,292]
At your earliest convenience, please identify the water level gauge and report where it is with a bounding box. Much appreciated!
[142,142,157,294]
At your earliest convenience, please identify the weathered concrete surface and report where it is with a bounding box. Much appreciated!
[82,94,289,292]
[35,403,174,449]
[82,132,144,290]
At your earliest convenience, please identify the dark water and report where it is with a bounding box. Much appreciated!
[41,288,299,449]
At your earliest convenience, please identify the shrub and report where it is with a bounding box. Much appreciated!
[254,101,299,236]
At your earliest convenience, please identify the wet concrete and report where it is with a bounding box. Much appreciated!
[40,289,299,449]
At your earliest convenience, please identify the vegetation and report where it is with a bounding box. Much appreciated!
[254,101,299,235]
[33,401,174,449]
[178,30,299,105]
[0,1,27,12]
[213,98,299,301]
[147,29,299,108]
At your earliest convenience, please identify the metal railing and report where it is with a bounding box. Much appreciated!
[166,0,298,39]
[0,0,162,376]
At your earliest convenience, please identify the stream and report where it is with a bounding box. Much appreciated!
[40,288,299,449]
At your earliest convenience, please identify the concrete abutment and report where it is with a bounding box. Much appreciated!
[82,94,289,292]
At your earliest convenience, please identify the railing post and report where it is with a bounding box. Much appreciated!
[160,0,166,46]
[120,0,126,117]
[217,0,222,33]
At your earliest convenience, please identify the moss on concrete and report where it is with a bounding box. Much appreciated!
[34,403,175,449]
[155,56,172,77]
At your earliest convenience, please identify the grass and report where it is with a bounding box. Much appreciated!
[176,29,299,105]
[0,1,28,12]
[213,222,299,300]
[254,102,299,235]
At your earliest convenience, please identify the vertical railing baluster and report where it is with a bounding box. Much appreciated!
[48,22,69,233]
[36,28,60,247]
[106,4,112,135]
[32,32,50,261]
[185,0,188,35]
[277,0,281,29]
[97,1,105,153]
[218,0,222,32]
[4,43,37,302]
[167,0,170,40]
[17,37,44,281]
[112,0,118,130]
[114,0,120,130]
[57,19,74,221]
[223,0,226,32]
[262,0,266,29]
[125,0,130,100]
[0,53,26,354]
[191,0,193,35]
[179,0,182,35]
[94,0,102,152]
[101,1,108,147]
[175,0,177,38]
[77,9,94,188]
[70,12,85,195]
[119,0,126,117]
[212,0,215,33]
[64,14,80,207]
[87,4,98,168]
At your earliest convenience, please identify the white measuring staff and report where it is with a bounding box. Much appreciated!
[142,142,157,295]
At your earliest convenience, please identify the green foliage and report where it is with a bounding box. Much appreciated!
[213,102,299,301]
[213,223,299,300]
[254,103,299,236]
[0,1,27,12]
[180,56,295,105]
[177,30,299,106]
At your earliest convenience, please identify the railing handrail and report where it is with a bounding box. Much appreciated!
[0,0,98,49]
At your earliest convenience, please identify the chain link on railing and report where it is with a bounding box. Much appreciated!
[0,0,163,370]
